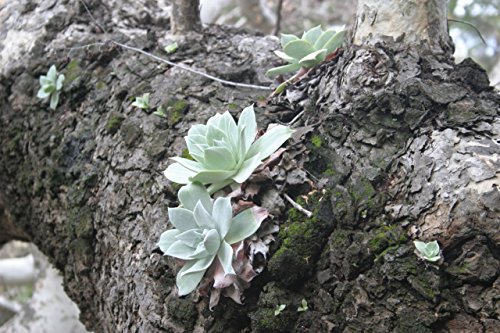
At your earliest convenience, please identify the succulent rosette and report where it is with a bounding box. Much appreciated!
[37,65,65,110]
[414,240,441,262]
[157,183,268,296]
[266,25,345,77]
[164,105,294,193]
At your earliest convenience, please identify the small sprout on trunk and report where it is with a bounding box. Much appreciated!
[132,93,150,110]
[153,106,166,118]
[297,298,308,312]
[274,304,286,316]
[37,65,65,110]
[164,42,179,54]
[414,240,441,262]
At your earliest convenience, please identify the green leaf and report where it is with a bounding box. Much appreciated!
[298,49,327,68]
[280,33,299,48]
[238,105,257,153]
[273,82,288,95]
[165,240,198,260]
[274,50,297,64]
[225,207,263,244]
[202,229,221,255]
[203,147,237,170]
[301,25,323,45]
[175,229,203,248]
[157,229,181,253]
[47,65,57,81]
[168,207,198,231]
[190,169,235,184]
[413,240,427,254]
[178,183,213,213]
[217,241,236,275]
[164,42,178,54]
[37,87,51,99]
[425,241,440,256]
[49,91,60,110]
[247,124,294,160]
[212,197,232,238]
[56,74,65,90]
[207,179,236,195]
[297,298,308,312]
[163,162,197,184]
[266,63,302,77]
[39,75,51,87]
[171,157,202,172]
[323,30,346,54]
[231,154,262,183]
[176,261,208,296]
[314,29,336,49]
[274,304,286,316]
[193,201,216,229]
[283,39,316,60]
[154,106,167,118]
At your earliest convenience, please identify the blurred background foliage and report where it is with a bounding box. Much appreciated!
[200,0,500,85]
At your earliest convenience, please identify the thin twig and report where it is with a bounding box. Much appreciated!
[273,0,284,36]
[283,193,313,218]
[286,110,305,126]
[111,41,272,90]
[80,0,108,34]
[448,18,487,46]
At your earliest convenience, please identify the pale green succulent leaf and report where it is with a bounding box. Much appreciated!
[175,229,203,248]
[203,229,221,255]
[247,124,294,160]
[283,39,316,60]
[168,207,198,231]
[238,105,257,152]
[225,207,263,244]
[165,240,198,260]
[217,241,236,275]
[274,50,297,63]
[39,75,52,86]
[207,179,236,195]
[163,163,196,184]
[266,63,302,77]
[212,197,232,238]
[413,240,427,254]
[171,157,203,172]
[323,30,346,54]
[425,241,440,256]
[176,262,208,296]
[37,87,51,99]
[298,48,327,68]
[219,112,239,147]
[47,65,58,81]
[190,170,236,184]
[179,255,215,278]
[49,92,60,110]
[56,74,65,90]
[178,183,213,213]
[188,124,208,137]
[314,29,336,49]
[157,229,181,253]
[280,33,299,48]
[231,153,262,183]
[203,147,237,170]
[301,25,323,44]
[426,255,441,262]
[193,201,216,229]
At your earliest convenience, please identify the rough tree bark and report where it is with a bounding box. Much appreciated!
[0,0,499,333]
[171,0,202,34]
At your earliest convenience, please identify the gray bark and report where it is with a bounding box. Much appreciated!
[1,0,499,332]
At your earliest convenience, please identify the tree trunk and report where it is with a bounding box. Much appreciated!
[1,0,499,332]
[171,0,202,34]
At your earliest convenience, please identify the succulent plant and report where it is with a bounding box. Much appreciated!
[164,105,294,193]
[157,183,267,296]
[266,25,345,77]
[132,93,150,110]
[37,65,65,110]
[414,240,441,262]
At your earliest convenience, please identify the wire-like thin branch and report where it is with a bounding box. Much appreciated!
[273,0,284,36]
[448,18,487,46]
[111,41,272,90]
[283,193,313,218]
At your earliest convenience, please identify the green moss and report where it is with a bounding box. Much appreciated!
[367,224,408,257]
[268,192,332,287]
[106,115,125,134]
[64,59,81,84]
[167,100,188,125]
[227,102,238,110]
[181,148,194,161]
[311,135,322,148]
[251,308,294,333]
[95,81,107,90]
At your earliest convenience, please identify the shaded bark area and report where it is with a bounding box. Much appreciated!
[1,1,499,333]
[171,0,202,34]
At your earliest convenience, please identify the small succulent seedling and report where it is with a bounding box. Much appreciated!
[297,298,308,312]
[266,25,345,77]
[37,65,65,110]
[274,304,286,316]
[132,93,150,110]
[153,106,166,118]
[164,105,294,193]
[164,42,179,54]
[157,183,265,296]
[414,240,441,262]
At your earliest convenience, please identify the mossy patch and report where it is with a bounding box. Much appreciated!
[310,134,322,148]
[367,224,408,256]
[165,99,189,125]
[181,148,193,160]
[106,114,125,134]
[268,192,334,287]
[63,59,81,85]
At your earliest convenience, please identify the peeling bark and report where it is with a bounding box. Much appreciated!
[0,1,499,333]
